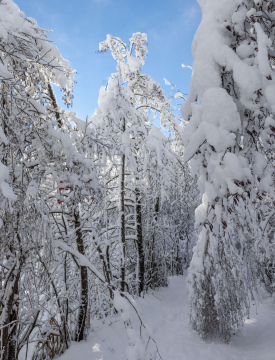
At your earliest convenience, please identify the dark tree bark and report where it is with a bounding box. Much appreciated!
[1,260,21,360]
[136,188,144,296]
[74,212,88,342]
[148,197,160,289]
[120,153,126,292]
[120,114,126,292]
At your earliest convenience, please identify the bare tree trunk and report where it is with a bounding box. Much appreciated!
[120,153,126,292]
[48,83,62,128]
[1,259,21,360]
[136,188,144,296]
[74,213,88,342]
[8,279,18,360]
[63,254,69,347]
[94,238,113,299]
[149,197,159,288]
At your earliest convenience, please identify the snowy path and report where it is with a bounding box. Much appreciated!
[59,276,275,360]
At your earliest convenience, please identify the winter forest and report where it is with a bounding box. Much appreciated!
[0,0,274,359]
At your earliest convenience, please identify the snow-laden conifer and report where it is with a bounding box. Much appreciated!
[182,0,275,341]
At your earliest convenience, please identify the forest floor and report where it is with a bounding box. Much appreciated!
[57,276,275,360]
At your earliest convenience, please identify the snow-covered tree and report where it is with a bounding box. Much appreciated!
[182,0,275,341]
[0,1,86,357]
[91,33,189,298]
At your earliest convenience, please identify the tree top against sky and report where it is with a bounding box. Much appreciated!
[14,0,201,120]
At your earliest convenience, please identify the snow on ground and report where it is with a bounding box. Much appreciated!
[59,276,275,360]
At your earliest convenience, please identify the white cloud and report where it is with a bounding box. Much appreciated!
[182,64,192,70]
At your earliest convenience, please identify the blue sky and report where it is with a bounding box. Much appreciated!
[15,0,201,120]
